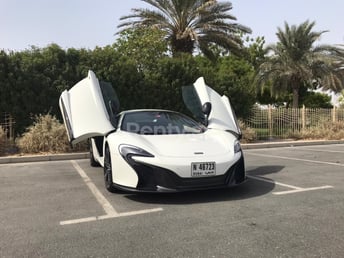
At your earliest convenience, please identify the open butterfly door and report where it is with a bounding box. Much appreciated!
[182,77,241,138]
[59,70,119,144]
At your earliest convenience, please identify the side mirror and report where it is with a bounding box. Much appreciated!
[202,102,212,126]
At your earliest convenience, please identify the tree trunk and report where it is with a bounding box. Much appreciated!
[171,36,194,56]
[292,87,299,108]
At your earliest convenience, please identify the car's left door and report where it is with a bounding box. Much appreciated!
[59,70,119,144]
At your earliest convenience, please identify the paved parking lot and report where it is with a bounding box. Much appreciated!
[0,144,343,257]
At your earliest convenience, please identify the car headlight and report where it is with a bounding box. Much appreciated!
[234,140,241,153]
[119,144,154,163]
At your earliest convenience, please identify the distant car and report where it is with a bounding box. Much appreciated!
[59,71,245,193]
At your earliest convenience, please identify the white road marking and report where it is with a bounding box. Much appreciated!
[70,160,118,216]
[298,147,344,154]
[60,161,163,225]
[247,175,302,190]
[248,175,334,195]
[273,186,334,195]
[60,217,97,225]
[245,152,344,166]
[60,207,164,225]
[98,208,164,220]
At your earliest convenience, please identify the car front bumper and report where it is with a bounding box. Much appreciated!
[114,152,246,192]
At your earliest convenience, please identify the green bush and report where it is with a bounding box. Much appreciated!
[16,114,87,153]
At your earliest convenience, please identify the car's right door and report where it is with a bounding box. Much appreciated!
[182,77,241,138]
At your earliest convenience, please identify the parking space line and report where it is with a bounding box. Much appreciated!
[60,207,164,225]
[59,161,163,226]
[60,217,98,225]
[298,148,344,153]
[248,175,334,195]
[248,175,302,190]
[273,185,334,195]
[246,152,344,167]
[98,208,164,220]
[70,160,118,216]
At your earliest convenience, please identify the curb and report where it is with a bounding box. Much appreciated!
[1,140,344,164]
[0,152,89,164]
[241,139,344,150]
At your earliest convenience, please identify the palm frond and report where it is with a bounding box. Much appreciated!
[117,0,251,58]
[256,20,344,107]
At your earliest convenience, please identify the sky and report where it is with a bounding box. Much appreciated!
[1,0,344,51]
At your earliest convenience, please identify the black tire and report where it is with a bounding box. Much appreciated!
[89,140,101,167]
[104,146,118,193]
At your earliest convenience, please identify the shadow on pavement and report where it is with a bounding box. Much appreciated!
[124,175,275,205]
[246,165,285,176]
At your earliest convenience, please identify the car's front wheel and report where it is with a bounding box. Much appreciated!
[104,146,117,193]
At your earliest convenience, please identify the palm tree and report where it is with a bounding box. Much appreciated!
[255,20,344,108]
[117,0,251,58]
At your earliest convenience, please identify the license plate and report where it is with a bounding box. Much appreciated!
[191,162,216,177]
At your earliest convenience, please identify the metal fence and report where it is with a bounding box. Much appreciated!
[1,107,344,153]
[244,106,344,140]
[0,113,16,155]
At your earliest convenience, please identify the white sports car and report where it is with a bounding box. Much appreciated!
[59,71,245,193]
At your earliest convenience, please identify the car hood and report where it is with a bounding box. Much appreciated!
[129,130,235,158]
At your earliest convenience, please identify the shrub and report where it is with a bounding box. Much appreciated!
[239,120,257,143]
[0,126,6,155]
[294,121,344,140]
[16,114,87,153]
[0,126,5,141]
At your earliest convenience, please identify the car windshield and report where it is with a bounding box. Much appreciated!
[121,111,205,135]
